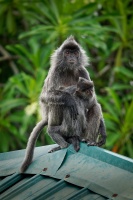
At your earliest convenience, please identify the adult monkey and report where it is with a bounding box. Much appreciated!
[20,36,90,173]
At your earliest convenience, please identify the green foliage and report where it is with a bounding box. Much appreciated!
[0,0,133,158]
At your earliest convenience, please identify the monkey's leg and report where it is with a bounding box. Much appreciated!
[47,127,63,153]
[49,133,69,148]
[97,119,106,147]
[48,125,69,153]
[20,120,47,173]
[67,136,80,152]
[85,104,102,146]
[48,126,69,149]
[48,133,69,153]
[48,137,80,153]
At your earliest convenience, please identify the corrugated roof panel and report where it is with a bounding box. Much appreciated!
[0,143,133,200]
[0,174,107,200]
[33,179,78,200]
[66,187,106,200]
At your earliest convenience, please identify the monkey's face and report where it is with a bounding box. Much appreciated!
[76,78,94,99]
[51,37,89,70]
[76,87,94,99]
[59,46,80,70]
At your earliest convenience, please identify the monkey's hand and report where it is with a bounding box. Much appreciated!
[48,146,61,153]
[48,90,79,120]
[97,135,106,147]
[63,93,79,120]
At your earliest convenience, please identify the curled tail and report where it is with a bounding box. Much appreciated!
[20,120,47,173]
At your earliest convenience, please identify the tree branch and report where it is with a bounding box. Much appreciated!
[0,45,19,74]
[0,55,18,62]
[96,65,110,78]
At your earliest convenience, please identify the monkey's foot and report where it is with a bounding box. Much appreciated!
[67,136,80,152]
[87,141,97,146]
[81,138,86,142]
[48,142,69,153]
[97,139,106,147]
[48,146,61,153]
[75,146,80,152]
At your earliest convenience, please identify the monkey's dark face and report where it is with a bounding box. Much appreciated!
[76,78,94,99]
[76,86,94,99]
[63,48,80,68]
[57,45,81,71]
[52,37,89,71]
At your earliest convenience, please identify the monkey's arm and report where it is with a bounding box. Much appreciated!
[79,69,91,81]
[42,90,78,120]
[97,118,106,147]
[20,120,47,173]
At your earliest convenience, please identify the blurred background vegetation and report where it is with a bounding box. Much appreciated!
[0,0,133,158]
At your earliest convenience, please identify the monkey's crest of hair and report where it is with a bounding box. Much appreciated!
[51,36,89,69]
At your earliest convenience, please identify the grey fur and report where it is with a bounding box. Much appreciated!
[20,36,90,173]
[48,77,106,153]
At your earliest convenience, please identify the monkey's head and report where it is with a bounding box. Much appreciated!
[76,77,94,99]
[51,36,89,71]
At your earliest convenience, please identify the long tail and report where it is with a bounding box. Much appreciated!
[20,120,47,173]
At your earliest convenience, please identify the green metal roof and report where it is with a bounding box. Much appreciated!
[0,143,133,200]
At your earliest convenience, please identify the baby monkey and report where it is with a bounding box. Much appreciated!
[48,77,106,153]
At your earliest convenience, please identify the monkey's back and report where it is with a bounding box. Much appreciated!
[83,103,102,141]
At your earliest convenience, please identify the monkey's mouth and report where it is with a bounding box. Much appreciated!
[65,63,77,71]
[69,60,75,65]
[68,59,77,66]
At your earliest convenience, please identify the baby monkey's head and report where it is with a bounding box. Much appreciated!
[76,77,94,99]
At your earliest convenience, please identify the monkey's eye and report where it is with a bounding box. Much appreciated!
[74,51,79,56]
[65,51,70,55]
[86,90,90,94]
